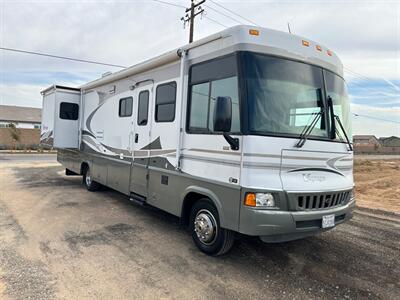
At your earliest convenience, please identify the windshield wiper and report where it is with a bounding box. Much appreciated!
[295,110,323,148]
[327,96,353,151]
[334,115,353,151]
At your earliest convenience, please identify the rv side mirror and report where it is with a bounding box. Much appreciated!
[213,96,239,151]
[213,96,232,132]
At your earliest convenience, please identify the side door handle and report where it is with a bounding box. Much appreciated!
[135,133,139,143]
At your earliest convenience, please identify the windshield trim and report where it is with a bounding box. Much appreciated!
[238,51,350,144]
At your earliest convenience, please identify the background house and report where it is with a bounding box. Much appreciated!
[0,105,42,128]
[0,105,42,150]
[353,135,400,154]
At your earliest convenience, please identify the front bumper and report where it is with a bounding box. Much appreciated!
[239,198,356,243]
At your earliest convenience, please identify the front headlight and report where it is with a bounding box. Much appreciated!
[245,192,275,207]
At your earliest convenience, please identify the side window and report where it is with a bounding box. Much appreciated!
[188,55,240,133]
[155,82,176,122]
[60,102,79,120]
[119,97,133,117]
[137,90,149,126]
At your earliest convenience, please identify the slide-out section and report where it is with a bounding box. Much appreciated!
[41,85,81,149]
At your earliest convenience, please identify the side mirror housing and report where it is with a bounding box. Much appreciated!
[213,96,239,151]
[213,96,232,132]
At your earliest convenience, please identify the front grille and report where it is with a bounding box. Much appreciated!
[296,191,350,211]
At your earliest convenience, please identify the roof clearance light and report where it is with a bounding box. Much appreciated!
[327,50,333,56]
[249,29,259,36]
[316,45,322,51]
[302,40,310,47]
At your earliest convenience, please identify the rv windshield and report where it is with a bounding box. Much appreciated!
[242,52,350,141]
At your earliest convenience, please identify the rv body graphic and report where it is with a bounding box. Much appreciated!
[41,26,355,255]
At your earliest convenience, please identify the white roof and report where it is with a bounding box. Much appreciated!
[81,25,343,90]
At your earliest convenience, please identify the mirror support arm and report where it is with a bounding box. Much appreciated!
[223,133,239,151]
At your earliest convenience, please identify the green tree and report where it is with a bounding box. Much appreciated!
[8,123,21,150]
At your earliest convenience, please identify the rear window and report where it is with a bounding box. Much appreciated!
[59,102,79,120]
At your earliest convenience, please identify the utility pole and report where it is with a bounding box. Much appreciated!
[181,0,205,43]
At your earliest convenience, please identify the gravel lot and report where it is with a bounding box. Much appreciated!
[0,155,399,299]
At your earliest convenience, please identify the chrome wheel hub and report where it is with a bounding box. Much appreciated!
[86,170,92,186]
[194,209,217,245]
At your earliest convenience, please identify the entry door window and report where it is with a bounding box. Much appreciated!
[137,90,149,126]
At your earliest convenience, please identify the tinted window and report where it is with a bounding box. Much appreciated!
[190,55,237,84]
[119,97,133,117]
[59,102,79,120]
[137,90,149,126]
[188,55,240,133]
[155,82,176,122]
[243,53,327,137]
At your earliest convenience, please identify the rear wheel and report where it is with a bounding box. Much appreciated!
[190,199,235,256]
[83,166,101,192]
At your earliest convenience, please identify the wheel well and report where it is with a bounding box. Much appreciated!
[181,192,212,227]
[80,162,89,175]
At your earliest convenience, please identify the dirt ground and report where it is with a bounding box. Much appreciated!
[0,157,399,299]
[354,158,400,214]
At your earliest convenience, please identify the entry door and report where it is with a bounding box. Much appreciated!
[129,84,153,198]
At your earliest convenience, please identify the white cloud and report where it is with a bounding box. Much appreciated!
[0,82,44,107]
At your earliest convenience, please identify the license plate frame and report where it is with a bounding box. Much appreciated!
[322,214,335,228]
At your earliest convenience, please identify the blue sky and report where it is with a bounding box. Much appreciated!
[0,0,399,137]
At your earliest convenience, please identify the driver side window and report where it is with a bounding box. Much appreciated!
[187,55,240,134]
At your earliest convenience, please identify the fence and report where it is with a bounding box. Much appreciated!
[0,128,43,150]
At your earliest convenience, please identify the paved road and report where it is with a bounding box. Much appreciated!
[0,160,399,299]
[0,153,56,162]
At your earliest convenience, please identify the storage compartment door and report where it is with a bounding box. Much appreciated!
[54,91,80,149]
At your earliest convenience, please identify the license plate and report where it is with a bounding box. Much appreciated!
[322,214,335,228]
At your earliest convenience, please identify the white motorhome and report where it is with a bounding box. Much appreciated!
[41,26,355,255]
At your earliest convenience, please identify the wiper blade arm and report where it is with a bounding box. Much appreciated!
[327,95,353,151]
[334,114,353,151]
[295,111,322,148]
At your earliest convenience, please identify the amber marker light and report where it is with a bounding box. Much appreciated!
[244,193,257,207]
[302,40,310,47]
[249,29,259,36]
[316,45,322,51]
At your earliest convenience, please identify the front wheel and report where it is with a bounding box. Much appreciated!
[83,166,101,192]
[190,199,235,256]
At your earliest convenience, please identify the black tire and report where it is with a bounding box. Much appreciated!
[83,166,101,192]
[190,199,235,256]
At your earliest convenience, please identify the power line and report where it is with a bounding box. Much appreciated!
[208,0,260,26]
[353,113,400,124]
[203,15,228,28]
[152,0,186,9]
[0,47,127,68]
[204,4,242,25]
